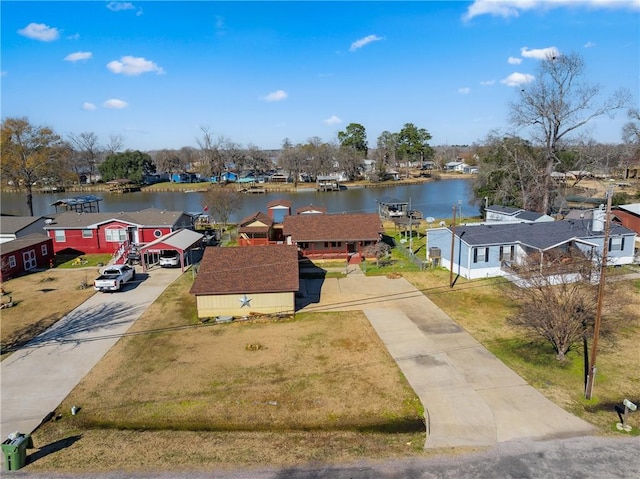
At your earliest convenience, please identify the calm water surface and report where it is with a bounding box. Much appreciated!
[1,179,479,222]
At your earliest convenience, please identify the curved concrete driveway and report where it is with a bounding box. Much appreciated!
[301,269,595,448]
[0,266,183,440]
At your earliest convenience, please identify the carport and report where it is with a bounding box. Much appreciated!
[138,228,204,272]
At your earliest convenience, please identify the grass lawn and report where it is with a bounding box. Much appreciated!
[403,269,640,435]
[1,268,97,359]
[26,273,426,472]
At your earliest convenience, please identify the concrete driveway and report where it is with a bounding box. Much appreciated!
[301,269,595,448]
[0,266,183,440]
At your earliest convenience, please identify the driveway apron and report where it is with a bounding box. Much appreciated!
[303,271,595,448]
[0,267,183,440]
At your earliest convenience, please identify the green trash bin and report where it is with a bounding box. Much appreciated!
[2,433,33,471]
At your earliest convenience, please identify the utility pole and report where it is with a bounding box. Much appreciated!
[449,204,457,288]
[585,190,612,400]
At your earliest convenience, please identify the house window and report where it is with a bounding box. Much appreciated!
[82,229,93,238]
[154,229,163,238]
[23,250,37,270]
[54,230,66,242]
[8,255,16,268]
[609,237,624,252]
[499,245,515,261]
[299,242,309,249]
[41,244,48,256]
[331,241,341,248]
[324,242,329,248]
[106,228,127,242]
[473,247,489,263]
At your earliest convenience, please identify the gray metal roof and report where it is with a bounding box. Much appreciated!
[0,216,46,235]
[140,228,203,251]
[43,208,192,229]
[453,220,634,251]
[615,203,640,215]
[0,233,51,255]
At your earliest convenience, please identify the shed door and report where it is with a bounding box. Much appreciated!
[23,249,37,271]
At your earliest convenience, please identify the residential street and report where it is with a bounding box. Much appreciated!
[13,436,640,478]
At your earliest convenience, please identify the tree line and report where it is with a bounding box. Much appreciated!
[2,52,638,217]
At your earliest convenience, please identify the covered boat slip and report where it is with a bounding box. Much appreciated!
[138,228,204,272]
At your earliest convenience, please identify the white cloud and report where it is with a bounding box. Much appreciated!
[65,51,93,62]
[262,90,288,102]
[584,41,597,48]
[508,56,522,65]
[215,15,226,35]
[107,56,164,75]
[349,34,383,52]
[67,33,80,40]
[480,80,495,86]
[106,2,135,12]
[103,99,128,109]
[501,72,535,87]
[458,87,471,95]
[323,115,342,125]
[18,23,60,41]
[521,46,561,60]
[82,102,97,111]
[464,0,640,21]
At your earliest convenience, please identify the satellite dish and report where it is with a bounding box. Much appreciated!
[426,216,435,224]
[439,221,446,227]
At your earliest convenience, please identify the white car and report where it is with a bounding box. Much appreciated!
[159,250,180,268]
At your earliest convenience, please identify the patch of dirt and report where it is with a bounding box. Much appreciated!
[1,268,97,357]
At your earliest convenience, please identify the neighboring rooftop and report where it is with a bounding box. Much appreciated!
[283,213,383,242]
[190,245,299,295]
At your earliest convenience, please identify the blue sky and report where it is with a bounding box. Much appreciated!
[2,1,639,151]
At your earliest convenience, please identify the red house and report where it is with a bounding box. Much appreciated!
[237,211,274,246]
[283,213,383,261]
[1,234,54,281]
[43,208,194,260]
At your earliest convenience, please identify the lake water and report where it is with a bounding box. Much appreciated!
[1,178,479,222]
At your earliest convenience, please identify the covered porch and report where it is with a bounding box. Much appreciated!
[138,228,204,272]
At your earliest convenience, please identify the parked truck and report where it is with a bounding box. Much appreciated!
[94,264,136,292]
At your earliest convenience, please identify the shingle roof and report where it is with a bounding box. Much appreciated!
[514,210,545,221]
[283,213,383,242]
[296,205,327,215]
[452,220,634,251]
[238,211,272,227]
[190,245,299,295]
[267,199,292,209]
[0,216,46,235]
[43,208,192,229]
[0,234,52,255]
[486,205,522,215]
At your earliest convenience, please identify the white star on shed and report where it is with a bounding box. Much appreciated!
[239,295,252,307]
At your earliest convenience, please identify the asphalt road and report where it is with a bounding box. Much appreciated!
[13,436,640,479]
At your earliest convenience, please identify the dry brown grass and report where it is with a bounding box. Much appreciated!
[26,273,425,472]
[1,268,97,358]
[404,269,640,433]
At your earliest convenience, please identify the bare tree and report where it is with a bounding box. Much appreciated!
[504,252,626,362]
[154,149,184,177]
[201,185,244,237]
[68,131,102,184]
[510,52,631,213]
[106,134,125,155]
[196,127,225,178]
